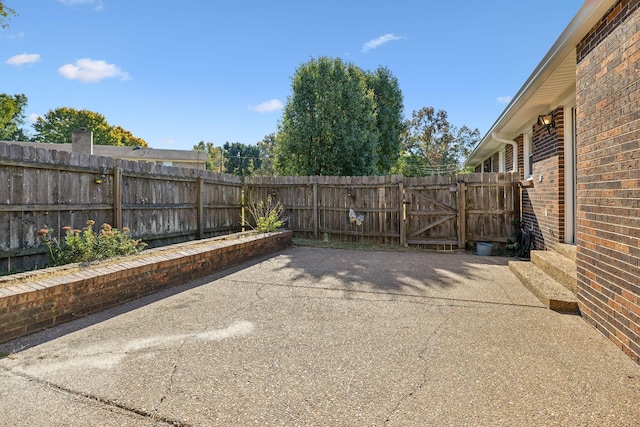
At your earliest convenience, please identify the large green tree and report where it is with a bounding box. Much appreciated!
[366,67,405,173]
[223,142,260,176]
[112,125,147,148]
[393,107,480,176]
[276,57,396,176]
[33,107,148,147]
[253,133,277,176]
[0,93,30,141]
[193,141,223,172]
[0,2,16,29]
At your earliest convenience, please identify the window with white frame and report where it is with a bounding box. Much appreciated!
[499,148,506,173]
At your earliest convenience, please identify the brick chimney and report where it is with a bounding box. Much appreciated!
[71,129,93,154]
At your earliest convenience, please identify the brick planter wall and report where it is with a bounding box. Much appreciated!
[0,231,292,344]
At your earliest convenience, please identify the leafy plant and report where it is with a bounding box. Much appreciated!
[246,196,289,233]
[505,240,520,256]
[37,220,147,266]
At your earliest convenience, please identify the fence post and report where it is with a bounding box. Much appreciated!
[312,181,318,239]
[113,167,122,229]
[197,177,204,239]
[398,178,406,246]
[457,179,466,250]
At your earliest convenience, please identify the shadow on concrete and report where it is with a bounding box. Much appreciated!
[0,255,272,355]
[271,244,514,295]
[1,245,536,355]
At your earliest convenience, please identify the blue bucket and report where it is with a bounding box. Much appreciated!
[476,242,493,256]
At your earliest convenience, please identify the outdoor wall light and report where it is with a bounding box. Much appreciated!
[537,112,555,134]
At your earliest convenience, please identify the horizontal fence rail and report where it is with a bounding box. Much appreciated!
[0,141,520,272]
[245,175,404,245]
[0,142,243,272]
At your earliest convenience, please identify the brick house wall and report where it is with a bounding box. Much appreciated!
[492,152,500,172]
[514,135,525,181]
[505,144,514,173]
[521,107,566,251]
[575,0,640,363]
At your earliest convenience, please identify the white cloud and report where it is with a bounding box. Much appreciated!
[58,58,131,83]
[162,138,176,146]
[58,0,104,10]
[27,113,41,124]
[497,96,512,105]
[5,53,40,66]
[248,99,284,113]
[362,33,402,53]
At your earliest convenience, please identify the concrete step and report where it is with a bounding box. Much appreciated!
[509,260,580,314]
[530,250,577,294]
[554,243,576,262]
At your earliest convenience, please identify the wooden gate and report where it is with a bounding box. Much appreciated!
[404,176,460,247]
[404,173,519,249]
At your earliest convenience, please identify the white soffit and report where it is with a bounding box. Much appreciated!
[466,0,617,166]
[498,50,577,137]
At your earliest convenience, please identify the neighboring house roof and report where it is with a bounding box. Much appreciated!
[465,0,617,168]
[1,140,207,168]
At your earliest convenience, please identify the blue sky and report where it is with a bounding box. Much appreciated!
[3,0,585,151]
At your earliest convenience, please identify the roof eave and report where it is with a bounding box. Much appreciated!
[465,0,617,167]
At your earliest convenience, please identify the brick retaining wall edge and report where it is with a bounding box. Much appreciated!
[0,231,292,344]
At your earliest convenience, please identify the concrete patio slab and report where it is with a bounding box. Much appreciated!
[1,246,639,426]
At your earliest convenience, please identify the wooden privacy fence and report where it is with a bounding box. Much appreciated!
[245,175,405,245]
[0,142,243,272]
[245,172,520,248]
[0,142,520,272]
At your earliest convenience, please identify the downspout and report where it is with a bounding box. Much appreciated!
[492,132,518,173]
[493,132,524,233]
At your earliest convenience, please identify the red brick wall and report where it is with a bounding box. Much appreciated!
[514,135,525,181]
[0,231,292,344]
[505,144,514,173]
[492,152,500,172]
[521,108,566,251]
[576,0,637,62]
[575,0,640,363]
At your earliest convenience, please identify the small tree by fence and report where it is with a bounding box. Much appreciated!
[0,141,520,273]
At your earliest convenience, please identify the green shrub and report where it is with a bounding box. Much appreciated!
[246,196,288,233]
[37,220,147,266]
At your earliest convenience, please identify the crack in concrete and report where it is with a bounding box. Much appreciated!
[383,304,448,424]
[150,340,185,421]
[0,366,191,426]
[227,278,547,310]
